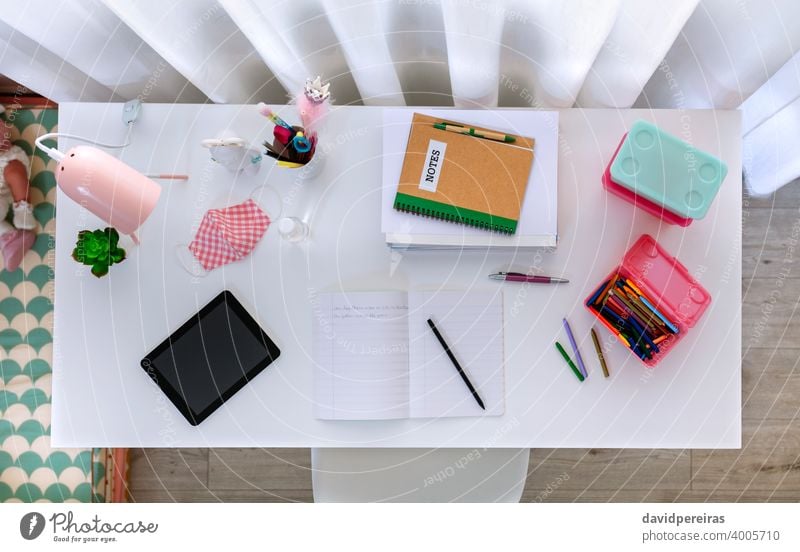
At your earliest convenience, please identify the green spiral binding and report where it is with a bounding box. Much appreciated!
[393,192,518,234]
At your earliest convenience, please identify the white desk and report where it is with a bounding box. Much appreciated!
[52,104,741,448]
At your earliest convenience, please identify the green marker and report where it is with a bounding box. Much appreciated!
[555,341,585,382]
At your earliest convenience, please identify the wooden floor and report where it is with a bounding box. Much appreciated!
[128,182,800,502]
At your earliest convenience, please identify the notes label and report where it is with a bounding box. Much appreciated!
[419,139,447,192]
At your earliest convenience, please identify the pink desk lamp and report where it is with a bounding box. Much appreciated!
[35,134,162,244]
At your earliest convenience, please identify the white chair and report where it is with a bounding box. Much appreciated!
[311,448,530,502]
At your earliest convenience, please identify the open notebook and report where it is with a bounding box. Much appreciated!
[312,290,504,420]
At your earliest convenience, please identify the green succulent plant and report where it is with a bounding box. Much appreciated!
[71,227,126,278]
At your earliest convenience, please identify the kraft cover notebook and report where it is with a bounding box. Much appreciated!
[393,112,534,234]
[381,109,559,249]
[312,290,505,420]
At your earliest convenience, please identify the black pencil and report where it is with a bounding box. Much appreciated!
[426,318,485,410]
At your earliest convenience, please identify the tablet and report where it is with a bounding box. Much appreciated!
[141,290,280,425]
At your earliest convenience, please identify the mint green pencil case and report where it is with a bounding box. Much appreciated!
[608,120,728,221]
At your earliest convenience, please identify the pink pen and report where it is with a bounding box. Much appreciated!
[489,272,569,284]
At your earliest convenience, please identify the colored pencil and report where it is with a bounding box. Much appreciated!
[588,270,684,364]
[590,327,610,377]
[555,342,584,382]
[639,296,680,334]
[562,318,587,378]
[587,280,608,306]
[624,278,645,296]
[594,275,618,306]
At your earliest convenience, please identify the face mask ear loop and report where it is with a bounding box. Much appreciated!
[175,243,208,278]
[248,184,283,222]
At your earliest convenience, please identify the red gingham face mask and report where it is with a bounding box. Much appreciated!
[188,199,271,271]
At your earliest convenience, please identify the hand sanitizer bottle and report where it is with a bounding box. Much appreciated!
[278,216,309,243]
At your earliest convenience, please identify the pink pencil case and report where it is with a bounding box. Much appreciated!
[584,234,712,367]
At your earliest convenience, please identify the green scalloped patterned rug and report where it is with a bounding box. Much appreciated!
[0,106,125,502]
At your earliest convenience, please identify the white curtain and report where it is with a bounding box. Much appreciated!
[1,0,799,193]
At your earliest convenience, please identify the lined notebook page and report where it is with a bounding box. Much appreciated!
[312,292,410,420]
[407,291,505,418]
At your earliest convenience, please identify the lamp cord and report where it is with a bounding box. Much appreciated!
[34,124,133,162]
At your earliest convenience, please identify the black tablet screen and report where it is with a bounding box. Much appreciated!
[142,291,280,424]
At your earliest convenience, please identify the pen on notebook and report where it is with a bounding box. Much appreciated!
[562,317,587,378]
[489,272,569,284]
[433,122,516,143]
[426,318,485,410]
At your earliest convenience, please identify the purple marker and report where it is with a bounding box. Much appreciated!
[562,318,587,378]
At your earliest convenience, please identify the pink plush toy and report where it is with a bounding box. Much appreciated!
[0,105,35,272]
[297,76,331,136]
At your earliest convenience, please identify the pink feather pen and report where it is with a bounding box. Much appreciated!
[296,75,331,136]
